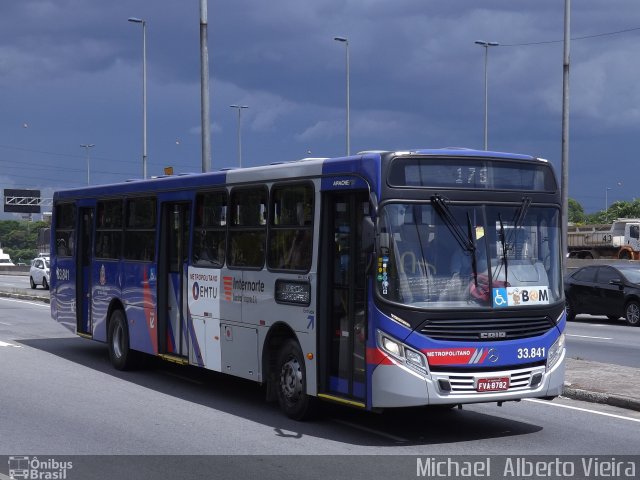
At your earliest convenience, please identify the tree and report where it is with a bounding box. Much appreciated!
[583,199,640,224]
[0,220,49,262]
[568,198,585,224]
[607,199,640,219]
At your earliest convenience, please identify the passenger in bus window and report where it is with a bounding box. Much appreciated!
[285,203,312,270]
[57,238,69,256]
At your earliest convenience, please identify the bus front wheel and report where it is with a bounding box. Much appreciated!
[108,309,135,370]
[276,339,316,420]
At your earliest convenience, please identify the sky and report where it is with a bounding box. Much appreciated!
[1,0,640,219]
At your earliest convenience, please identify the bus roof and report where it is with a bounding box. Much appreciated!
[52,148,544,200]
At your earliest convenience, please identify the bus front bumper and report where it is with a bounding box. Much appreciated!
[371,348,565,408]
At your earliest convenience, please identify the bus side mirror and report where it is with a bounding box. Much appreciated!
[362,217,375,253]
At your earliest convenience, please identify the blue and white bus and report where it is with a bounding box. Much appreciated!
[50,148,565,419]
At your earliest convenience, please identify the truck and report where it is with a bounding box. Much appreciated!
[0,243,15,267]
[567,218,640,259]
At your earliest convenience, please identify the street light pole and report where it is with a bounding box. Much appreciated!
[80,144,95,185]
[199,0,212,173]
[128,17,148,179]
[475,40,499,150]
[229,105,248,167]
[334,36,350,156]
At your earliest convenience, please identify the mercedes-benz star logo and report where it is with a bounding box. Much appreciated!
[487,348,499,363]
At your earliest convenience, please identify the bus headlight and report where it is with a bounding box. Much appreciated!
[546,333,565,371]
[405,348,428,371]
[377,330,428,374]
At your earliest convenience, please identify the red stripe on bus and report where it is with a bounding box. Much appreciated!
[367,347,394,366]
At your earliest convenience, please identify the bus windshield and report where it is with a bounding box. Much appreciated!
[376,201,561,309]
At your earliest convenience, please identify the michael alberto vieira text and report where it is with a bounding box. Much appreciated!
[416,457,636,477]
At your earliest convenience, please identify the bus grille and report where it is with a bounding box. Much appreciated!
[447,369,534,393]
[419,316,554,341]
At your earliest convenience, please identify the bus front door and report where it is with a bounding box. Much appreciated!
[76,207,94,336]
[319,191,369,405]
[158,202,191,359]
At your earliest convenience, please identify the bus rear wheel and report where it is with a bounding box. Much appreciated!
[108,309,136,370]
[276,339,316,420]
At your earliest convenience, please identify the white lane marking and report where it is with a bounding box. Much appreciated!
[566,334,613,340]
[525,398,640,423]
[0,321,11,325]
[0,297,49,308]
[0,340,22,348]
[331,418,409,443]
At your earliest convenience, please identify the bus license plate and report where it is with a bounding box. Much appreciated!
[476,377,510,392]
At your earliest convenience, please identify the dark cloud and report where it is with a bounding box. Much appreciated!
[1,0,640,217]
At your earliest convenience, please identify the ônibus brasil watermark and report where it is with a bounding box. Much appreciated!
[8,456,73,480]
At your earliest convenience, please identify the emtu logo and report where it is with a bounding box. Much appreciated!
[223,276,233,301]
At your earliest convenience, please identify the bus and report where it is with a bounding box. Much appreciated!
[50,148,565,419]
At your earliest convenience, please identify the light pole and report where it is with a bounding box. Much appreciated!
[229,105,248,167]
[199,0,211,172]
[128,17,148,179]
[474,40,499,150]
[334,36,350,156]
[80,144,95,185]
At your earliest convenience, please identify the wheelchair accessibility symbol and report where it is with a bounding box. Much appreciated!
[493,288,508,308]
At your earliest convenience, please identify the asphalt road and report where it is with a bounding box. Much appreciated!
[566,315,640,368]
[0,274,42,292]
[1,296,639,467]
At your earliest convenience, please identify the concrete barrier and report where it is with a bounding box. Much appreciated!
[0,266,30,275]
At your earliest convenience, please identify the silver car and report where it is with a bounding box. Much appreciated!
[30,256,50,290]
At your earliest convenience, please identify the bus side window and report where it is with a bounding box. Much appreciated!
[268,183,313,271]
[55,203,76,258]
[229,187,267,269]
[193,191,227,267]
[124,197,156,262]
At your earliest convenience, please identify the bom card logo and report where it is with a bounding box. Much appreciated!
[493,286,549,308]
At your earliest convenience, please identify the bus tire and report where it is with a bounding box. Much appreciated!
[276,339,316,420]
[108,309,136,370]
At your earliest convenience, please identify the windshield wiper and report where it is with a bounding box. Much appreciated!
[498,213,508,284]
[513,196,532,231]
[431,195,478,288]
[430,195,475,253]
[466,212,478,288]
[508,196,531,243]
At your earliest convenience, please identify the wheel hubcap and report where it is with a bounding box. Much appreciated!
[280,357,302,402]
[628,304,640,325]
